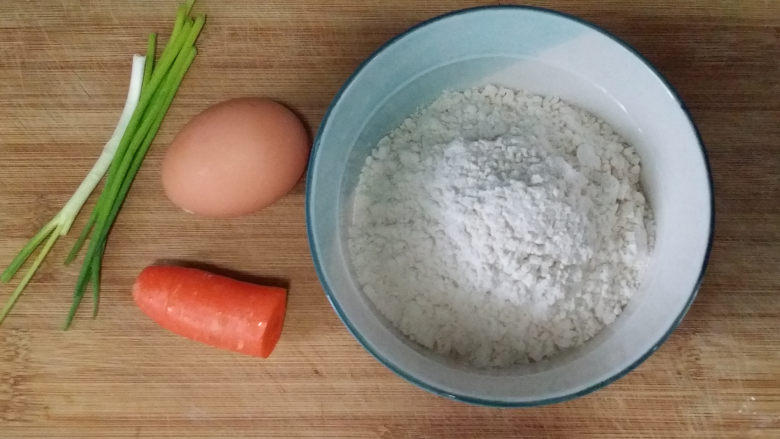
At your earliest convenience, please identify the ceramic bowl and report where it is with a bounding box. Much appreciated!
[305,6,713,406]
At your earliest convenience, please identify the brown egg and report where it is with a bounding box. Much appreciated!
[162,98,310,218]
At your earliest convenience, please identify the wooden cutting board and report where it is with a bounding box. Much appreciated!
[1,0,778,437]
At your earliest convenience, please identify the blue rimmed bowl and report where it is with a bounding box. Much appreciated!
[305,6,713,406]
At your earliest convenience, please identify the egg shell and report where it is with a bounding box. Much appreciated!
[162,98,310,218]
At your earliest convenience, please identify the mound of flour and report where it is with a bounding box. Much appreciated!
[348,85,653,368]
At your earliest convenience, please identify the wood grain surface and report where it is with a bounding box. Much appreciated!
[1,0,778,437]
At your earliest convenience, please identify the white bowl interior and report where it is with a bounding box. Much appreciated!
[307,7,712,404]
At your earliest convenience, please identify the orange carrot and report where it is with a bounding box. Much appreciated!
[132,265,287,358]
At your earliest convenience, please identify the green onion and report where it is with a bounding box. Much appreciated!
[0,55,146,324]
[0,1,205,327]
[64,4,204,328]
[143,33,156,87]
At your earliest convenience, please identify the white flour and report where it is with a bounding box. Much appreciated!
[348,85,653,368]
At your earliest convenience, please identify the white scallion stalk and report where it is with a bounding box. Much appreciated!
[0,55,146,323]
[59,54,146,234]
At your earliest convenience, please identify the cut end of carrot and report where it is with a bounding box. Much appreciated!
[257,297,286,358]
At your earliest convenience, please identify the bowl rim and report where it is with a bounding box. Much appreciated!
[305,5,715,407]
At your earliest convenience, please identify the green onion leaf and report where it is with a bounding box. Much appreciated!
[64,2,203,328]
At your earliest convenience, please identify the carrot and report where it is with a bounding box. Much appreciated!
[132,265,287,358]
